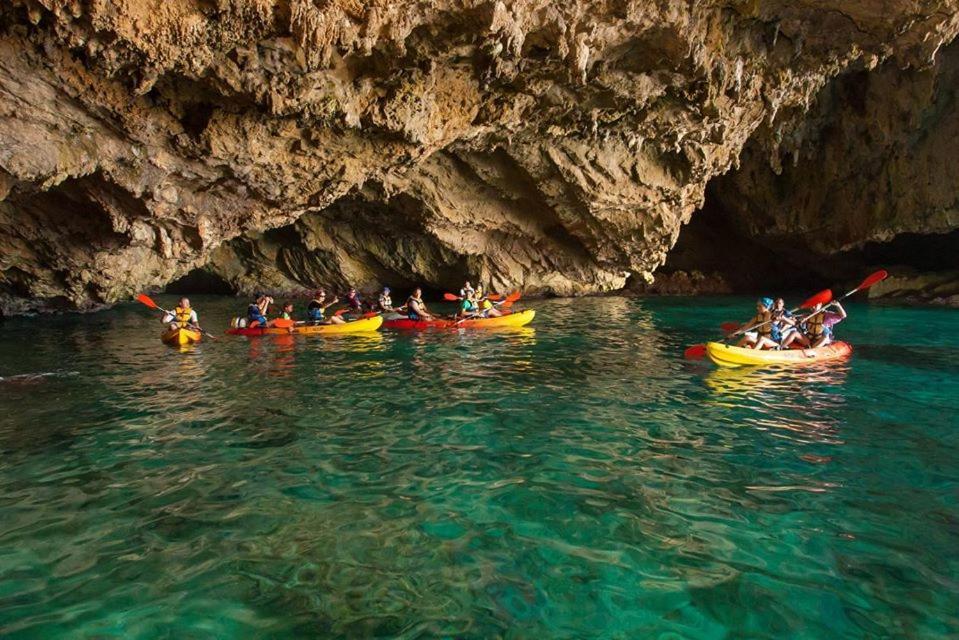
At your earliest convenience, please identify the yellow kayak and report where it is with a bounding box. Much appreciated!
[706,341,852,368]
[383,309,536,330]
[226,315,383,336]
[161,327,202,346]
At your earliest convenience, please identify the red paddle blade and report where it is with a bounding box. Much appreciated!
[858,269,888,290]
[684,344,707,359]
[135,293,159,309]
[273,318,294,328]
[800,289,832,309]
[487,293,503,301]
[720,322,740,333]
[333,309,348,317]
[501,291,522,308]
[443,293,460,301]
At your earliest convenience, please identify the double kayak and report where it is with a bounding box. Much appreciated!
[383,309,535,330]
[706,341,852,368]
[161,327,201,346]
[225,315,383,336]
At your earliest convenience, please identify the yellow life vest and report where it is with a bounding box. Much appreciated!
[806,312,824,338]
[754,310,772,336]
[481,299,493,310]
[174,306,193,326]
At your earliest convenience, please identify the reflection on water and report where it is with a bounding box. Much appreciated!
[0,296,957,638]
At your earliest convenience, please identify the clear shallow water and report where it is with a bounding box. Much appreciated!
[0,296,957,638]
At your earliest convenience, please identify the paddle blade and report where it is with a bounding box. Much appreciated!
[333,309,348,317]
[135,293,159,309]
[500,291,522,309]
[858,269,888,291]
[273,318,294,328]
[684,344,707,359]
[720,322,740,333]
[443,293,460,301]
[800,289,832,309]
[487,293,503,301]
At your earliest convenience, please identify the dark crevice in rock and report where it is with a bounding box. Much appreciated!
[165,267,236,295]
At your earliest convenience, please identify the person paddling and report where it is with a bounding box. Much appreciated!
[749,297,794,350]
[163,297,200,331]
[736,297,774,348]
[477,289,503,318]
[377,286,396,313]
[458,290,479,318]
[459,281,475,299]
[407,287,433,321]
[346,287,365,314]
[306,290,345,325]
[247,294,272,328]
[803,301,847,348]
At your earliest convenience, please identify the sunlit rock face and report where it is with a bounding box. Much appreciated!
[1,1,957,313]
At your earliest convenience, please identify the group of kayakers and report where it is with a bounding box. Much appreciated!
[737,297,846,350]
[214,281,503,329]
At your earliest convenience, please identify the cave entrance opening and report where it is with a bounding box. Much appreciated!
[165,268,236,295]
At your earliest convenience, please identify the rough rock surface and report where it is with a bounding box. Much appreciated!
[1,1,958,313]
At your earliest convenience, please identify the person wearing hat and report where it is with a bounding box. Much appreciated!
[736,297,775,348]
[377,286,396,313]
[306,289,345,325]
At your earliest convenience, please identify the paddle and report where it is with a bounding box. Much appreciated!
[135,293,217,340]
[791,269,889,325]
[444,292,503,302]
[720,322,740,334]
[499,291,521,309]
[683,289,831,360]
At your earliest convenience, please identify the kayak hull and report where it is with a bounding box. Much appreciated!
[226,315,383,336]
[161,327,202,346]
[383,309,535,330]
[706,341,852,368]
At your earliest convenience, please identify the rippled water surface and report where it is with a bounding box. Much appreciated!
[0,296,957,638]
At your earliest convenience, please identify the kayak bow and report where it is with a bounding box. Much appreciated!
[161,327,202,346]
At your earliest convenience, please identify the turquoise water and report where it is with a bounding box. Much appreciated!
[0,296,957,638]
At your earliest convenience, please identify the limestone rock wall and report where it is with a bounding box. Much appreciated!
[1,1,958,312]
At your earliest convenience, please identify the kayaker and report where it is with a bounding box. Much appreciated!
[458,290,479,318]
[478,293,503,318]
[407,288,433,321]
[306,290,345,325]
[460,281,475,299]
[279,301,294,321]
[802,301,847,348]
[162,297,199,331]
[346,287,365,313]
[737,297,774,348]
[750,297,796,350]
[247,294,272,328]
[377,286,395,312]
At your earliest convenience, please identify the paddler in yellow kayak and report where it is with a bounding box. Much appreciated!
[736,297,774,348]
[306,289,345,325]
[162,297,201,332]
[475,284,503,318]
[783,301,848,349]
